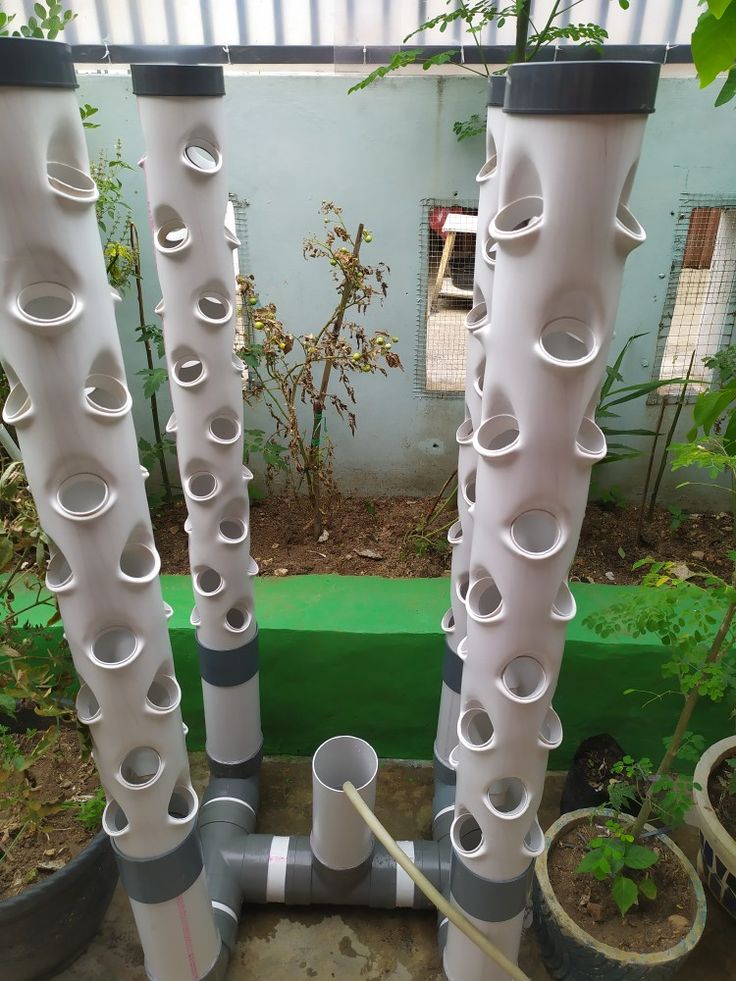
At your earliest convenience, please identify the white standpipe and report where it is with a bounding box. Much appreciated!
[0,39,221,981]
[444,61,660,980]
[132,65,262,771]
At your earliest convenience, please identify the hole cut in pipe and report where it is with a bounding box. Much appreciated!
[91,627,139,667]
[576,417,606,459]
[501,656,546,702]
[313,735,378,792]
[539,707,563,748]
[616,202,645,246]
[523,819,545,857]
[194,567,224,596]
[183,140,221,173]
[47,161,98,202]
[441,608,455,634]
[146,674,181,713]
[459,706,495,749]
[156,219,189,254]
[57,474,109,518]
[476,154,498,181]
[552,582,576,620]
[451,812,484,856]
[455,576,469,606]
[187,471,218,501]
[102,799,128,837]
[46,550,73,592]
[119,747,162,788]
[76,683,101,724]
[219,517,248,543]
[172,355,205,387]
[461,473,476,507]
[492,195,543,238]
[447,520,462,547]
[225,604,252,633]
[465,302,487,332]
[466,575,502,622]
[483,236,498,267]
[119,542,160,582]
[456,417,473,445]
[539,318,596,365]
[3,383,32,426]
[475,414,520,457]
[84,374,131,417]
[474,358,485,398]
[487,777,528,818]
[196,292,232,324]
[208,415,241,444]
[510,510,560,557]
[17,283,76,326]
[167,785,197,822]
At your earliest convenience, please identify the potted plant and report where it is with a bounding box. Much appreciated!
[692,735,736,917]
[532,555,736,977]
[0,461,117,981]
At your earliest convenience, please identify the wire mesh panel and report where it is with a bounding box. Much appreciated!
[417,198,478,396]
[228,193,250,350]
[653,195,736,399]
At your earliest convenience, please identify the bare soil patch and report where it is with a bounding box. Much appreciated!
[708,752,736,841]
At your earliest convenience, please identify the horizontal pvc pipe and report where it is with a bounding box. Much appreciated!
[310,735,378,871]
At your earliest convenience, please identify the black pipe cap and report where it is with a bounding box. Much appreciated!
[131,64,225,97]
[0,37,76,89]
[487,75,507,107]
[504,61,660,115]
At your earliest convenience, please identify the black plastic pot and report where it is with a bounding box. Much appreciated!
[0,828,117,981]
[560,734,626,815]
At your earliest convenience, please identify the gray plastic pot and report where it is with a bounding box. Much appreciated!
[533,808,706,980]
[0,829,117,981]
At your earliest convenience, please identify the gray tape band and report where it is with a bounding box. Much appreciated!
[207,746,263,779]
[113,824,203,905]
[442,639,464,693]
[450,854,533,922]
[368,844,396,908]
[200,940,230,979]
[199,797,255,832]
[434,753,456,787]
[239,834,274,903]
[197,631,260,687]
[412,840,443,908]
[285,836,313,905]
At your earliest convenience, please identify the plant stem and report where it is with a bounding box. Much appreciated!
[514,0,532,62]
[647,351,695,520]
[130,223,172,503]
[630,577,736,839]
[636,397,667,542]
[307,223,364,539]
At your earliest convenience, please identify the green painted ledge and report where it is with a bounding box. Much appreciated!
[20,576,734,768]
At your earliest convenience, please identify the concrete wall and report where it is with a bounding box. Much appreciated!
[79,70,736,505]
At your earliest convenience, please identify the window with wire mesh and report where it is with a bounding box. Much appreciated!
[652,195,736,401]
[227,193,250,349]
[417,198,479,396]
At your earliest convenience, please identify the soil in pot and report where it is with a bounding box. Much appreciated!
[547,821,696,954]
[0,725,101,900]
[707,750,736,839]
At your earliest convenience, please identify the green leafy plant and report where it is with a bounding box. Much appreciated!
[237,203,402,538]
[592,483,627,510]
[0,1,75,39]
[349,1,630,140]
[576,817,658,917]
[692,0,736,107]
[404,470,458,558]
[64,786,106,831]
[667,504,689,531]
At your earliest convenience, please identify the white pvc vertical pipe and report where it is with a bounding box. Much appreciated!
[0,39,219,981]
[132,65,262,767]
[435,78,506,773]
[445,61,660,980]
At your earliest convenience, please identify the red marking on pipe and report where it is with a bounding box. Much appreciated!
[176,893,198,979]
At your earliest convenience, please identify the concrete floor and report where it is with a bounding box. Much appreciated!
[60,755,734,981]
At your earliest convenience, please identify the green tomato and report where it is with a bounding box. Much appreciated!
[248,296,258,306]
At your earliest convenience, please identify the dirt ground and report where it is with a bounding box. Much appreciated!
[152,494,733,584]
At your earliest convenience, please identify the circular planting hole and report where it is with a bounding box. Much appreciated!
[441,609,455,633]
[462,475,476,507]
[474,359,485,397]
[467,575,502,621]
[576,417,606,458]
[466,302,488,331]
[84,374,130,416]
[475,414,520,456]
[163,602,174,620]
[312,735,378,793]
[120,746,162,788]
[219,517,247,543]
[232,354,246,374]
[156,220,189,254]
[502,656,546,702]
[510,510,560,556]
[616,202,645,242]
[456,417,473,445]
[47,161,97,200]
[492,195,543,236]
[447,520,462,547]
[119,542,159,581]
[552,582,576,620]
[46,550,73,591]
[477,154,497,181]
[225,606,250,632]
[91,626,138,666]
[524,819,545,856]
[76,683,101,724]
[195,567,223,596]
[168,785,197,822]
[487,777,528,817]
[102,799,128,836]
[451,812,484,856]
[184,141,221,172]
[539,707,563,748]
[17,283,75,325]
[187,471,218,501]
[456,576,469,605]
[209,415,241,444]
[173,356,205,387]
[190,606,201,627]
[3,383,32,425]
[540,318,596,365]
[459,707,495,749]
[146,674,181,713]
[57,473,109,518]
[483,237,498,266]
[196,292,232,324]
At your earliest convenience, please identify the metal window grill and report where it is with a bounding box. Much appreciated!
[228,193,250,350]
[652,194,736,401]
[417,197,478,397]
